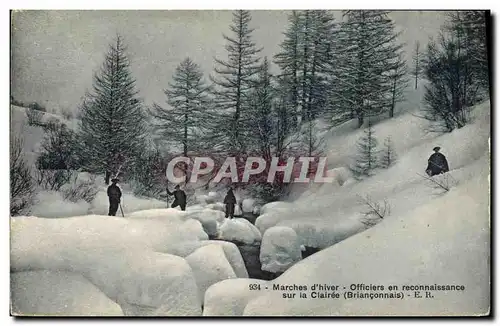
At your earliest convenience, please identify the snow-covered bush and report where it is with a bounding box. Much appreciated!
[34,169,74,192]
[10,135,34,216]
[61,174,99,203]
[26,108,44,126]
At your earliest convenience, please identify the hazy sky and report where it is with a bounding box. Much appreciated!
[11,10,445,113]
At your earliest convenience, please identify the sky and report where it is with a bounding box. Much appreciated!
[10,10,445,114]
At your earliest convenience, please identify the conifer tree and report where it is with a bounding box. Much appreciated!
[150,57,210,156]
[388,51,408,118]
[331,10,403,128]
[412,41,423,89]
[351,119,380,179]
[210,10,262,155]
[380,136,396,168]
[77,35,146,184]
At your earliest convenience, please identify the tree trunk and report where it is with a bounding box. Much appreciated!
[105,171,110,185]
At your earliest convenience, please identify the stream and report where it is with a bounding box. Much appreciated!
[222,212,320,281]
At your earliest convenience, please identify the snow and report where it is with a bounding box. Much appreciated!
[30,191,91,218]
[203,279,267,316]
[234,204,243,216]
[186,209,226,237]
[260,226,302,273]
[242,198,256,213]
[185,244,237,304]
[218,218,262,245]
[10,214,206,315]
[205,202,225,212]
[11,270,123,316]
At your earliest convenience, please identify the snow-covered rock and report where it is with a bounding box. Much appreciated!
[259,201,292,215]
[166,240,248,279]
[185,244,237,304]
[242,198,256,213]
[11,270,123,316]
[206,202,225,212]
[10,215,205,316]
[185,209,226,237]
[203,279,267,316]
[260,226,302,273]
[218,218,262,245]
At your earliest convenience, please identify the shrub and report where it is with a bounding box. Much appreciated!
[61,174,99,203]
[28,102,46,112]
[26,108,44,126]
[10,135,34,215]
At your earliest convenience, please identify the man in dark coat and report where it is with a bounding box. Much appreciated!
[167,184,187,211]
[426,147,449,176]
[223,187,237,219]
[107,178,122,216]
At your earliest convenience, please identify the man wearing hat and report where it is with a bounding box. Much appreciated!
[107,178,122,216]
[223,187,237,219]
[167,184,187,211]
[426,147,449,176]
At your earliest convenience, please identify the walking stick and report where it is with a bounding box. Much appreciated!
[119,203,125,217]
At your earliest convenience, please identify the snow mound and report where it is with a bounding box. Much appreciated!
[203,279,267,316]
[259,201,292,215]
[11,215,205,315]
[255,213,283,234]
[30,191,91,218]
[11,270,123,316]
[242,198,256,213]
[166,240,248,278]
[186,209,226,237]
[206,202,225,212]
[260,226,302,273]
[185,244,237,304]
[218,218,262,244]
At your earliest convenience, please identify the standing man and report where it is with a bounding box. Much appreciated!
[167,184,187,211]
[426,146,449,176]
[107,178,122,216]
[223,187,236,219]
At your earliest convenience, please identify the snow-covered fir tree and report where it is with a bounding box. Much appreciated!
[330,10,403,128]
[412,41,423,89]
[210,10,262,155]
[388,51,408,118]
[380,136,397,168]
[275,10,336,125]
[150,57,211,156]
[351,119,380,179]
[246,57,275,160]
[77,35,147,184]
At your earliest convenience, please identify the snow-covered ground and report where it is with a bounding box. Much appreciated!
[10,99,490,316]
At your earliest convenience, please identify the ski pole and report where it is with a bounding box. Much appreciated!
[119,203,124,217]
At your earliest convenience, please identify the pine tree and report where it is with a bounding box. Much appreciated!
[420,13,485,133]
[150,57,210,157]
[247,57,275,160]
[380,136,396,168]
[388,51,408,118]
[77,35,147,184]
[412,41,423,89]
[210,10,262,155]
[331,10,403,128]
[275,10,336,124]
[351,119,379,179]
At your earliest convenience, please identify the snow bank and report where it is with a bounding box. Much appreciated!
[259,201,292,215]
[218,218,262,245]
[11,215,206,315]
[244,171,490,316]
[185,244,237,304]
[11,270,123,316]
[30,191,91,218]
[89,190,168,216]
[203,279,267,316]
[260,226,302,273]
